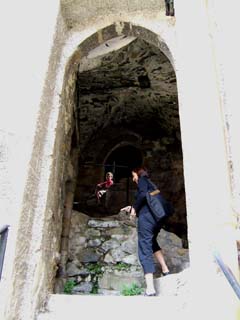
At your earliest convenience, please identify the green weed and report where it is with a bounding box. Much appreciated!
[121,283,143,296]
[114,262,130,271]
[86,262,103,275]
[86,263,104,294]
[63,279,76,294]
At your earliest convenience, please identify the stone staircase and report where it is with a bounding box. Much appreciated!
[55,211,190,295]
[37,293,188,320]
[37,269,190,320]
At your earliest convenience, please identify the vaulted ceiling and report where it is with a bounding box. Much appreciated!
[76,37,179,158]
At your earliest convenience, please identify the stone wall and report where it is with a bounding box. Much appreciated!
[54,210,189,295]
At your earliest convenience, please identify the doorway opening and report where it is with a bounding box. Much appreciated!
[104,145,142,183]
[54,25,188,296]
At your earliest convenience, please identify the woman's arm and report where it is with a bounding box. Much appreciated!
[133,177,149,213]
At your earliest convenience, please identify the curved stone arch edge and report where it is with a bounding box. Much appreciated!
[63,21,176,74]
[102,140,143,167]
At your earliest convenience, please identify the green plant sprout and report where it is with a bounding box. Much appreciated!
[121,283,143,296]
[63,279,76,294]
[114,262,130,271]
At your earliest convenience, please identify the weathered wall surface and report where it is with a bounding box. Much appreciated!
[174,1,239,318]
[0,1,61,319]
[206,2,240,226]
[61,0,167,29]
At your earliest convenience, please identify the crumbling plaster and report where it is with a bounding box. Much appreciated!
[60,0,168,30]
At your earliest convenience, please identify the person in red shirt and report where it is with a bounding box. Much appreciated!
[95,172,114,202]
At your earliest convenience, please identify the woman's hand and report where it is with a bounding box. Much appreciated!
[120,206,136,220]
[129,207,136,220]
[120,205,132,212]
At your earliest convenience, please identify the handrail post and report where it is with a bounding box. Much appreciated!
[0,225,10,280]
[213,250,240,300]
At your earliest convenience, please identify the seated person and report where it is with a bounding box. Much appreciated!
[95,172,114,203]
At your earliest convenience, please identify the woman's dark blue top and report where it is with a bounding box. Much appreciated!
[132,175,155,217]
[133,174,173,218]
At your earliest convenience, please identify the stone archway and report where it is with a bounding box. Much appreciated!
[69,25,186,237]
[104,144,143,182]
[6,20,188,318]
[54,22,188,295]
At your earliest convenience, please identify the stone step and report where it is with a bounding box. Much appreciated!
[37,294,189,320]
[37,270,190,319]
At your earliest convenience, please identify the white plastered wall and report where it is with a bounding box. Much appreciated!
[174,0,239,318]
[0,1,60,319]
[206,1,240,228]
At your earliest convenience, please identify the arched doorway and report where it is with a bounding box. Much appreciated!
[72,31,186,238]
[54,23,188,295]
[6,20,188,310]
[104,145,143,182]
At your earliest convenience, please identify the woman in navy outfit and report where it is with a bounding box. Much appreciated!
[121,167,169,296]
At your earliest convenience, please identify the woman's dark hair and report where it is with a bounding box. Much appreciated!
[132,166,148,174]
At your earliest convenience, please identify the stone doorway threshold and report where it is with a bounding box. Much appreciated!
[37,293,189,320]
[38,269,190,319]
